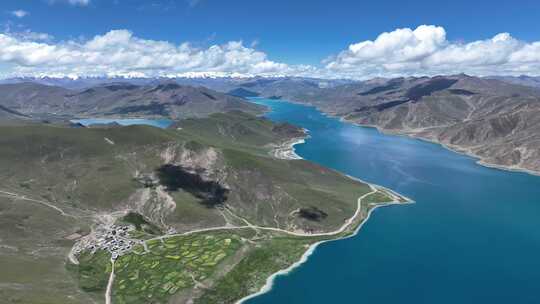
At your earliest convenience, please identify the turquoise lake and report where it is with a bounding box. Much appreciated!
[247,98,540,304]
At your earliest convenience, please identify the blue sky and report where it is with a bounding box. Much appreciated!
[0,0,539,79]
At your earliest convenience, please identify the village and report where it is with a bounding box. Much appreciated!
[73,224,143,261]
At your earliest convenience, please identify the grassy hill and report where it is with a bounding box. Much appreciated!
[0,112,399,304]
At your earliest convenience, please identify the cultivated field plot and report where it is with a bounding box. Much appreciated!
[112,233,242,303]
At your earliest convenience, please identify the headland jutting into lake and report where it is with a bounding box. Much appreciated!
[245,98,540,304]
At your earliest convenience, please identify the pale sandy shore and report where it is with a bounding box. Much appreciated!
[270,137,305,160]
[270,128,310,160]
[267,98,540,176]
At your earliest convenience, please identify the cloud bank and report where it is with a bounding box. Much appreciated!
[0,25,539,79]
[324,25,540,79]
[0,30,307,78]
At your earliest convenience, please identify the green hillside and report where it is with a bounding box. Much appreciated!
[0,112,401,304]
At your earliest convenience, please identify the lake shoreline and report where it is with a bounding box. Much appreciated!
[257,97,540,177]
[269,137,306,160]
[242,97,540,304]
[237,111,413,304]
[236,187,412,304]
[342,119,540,177]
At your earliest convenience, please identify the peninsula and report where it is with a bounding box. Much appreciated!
[0,109,408,304]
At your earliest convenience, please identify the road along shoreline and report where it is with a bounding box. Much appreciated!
[236,181,413,304]
[238,127,413,303]
[235,106,414,304]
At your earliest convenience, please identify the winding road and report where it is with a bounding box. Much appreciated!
[146,185,380,243]
[0,189,78,218]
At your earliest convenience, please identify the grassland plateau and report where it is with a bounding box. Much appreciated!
[0,110,408,304]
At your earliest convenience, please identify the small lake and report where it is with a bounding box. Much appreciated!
[71,118,173,129]
[246,98,540,304]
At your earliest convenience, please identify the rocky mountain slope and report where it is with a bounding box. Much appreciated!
[227,75,540,174]
[0,76,352,92]
[0,82,264,120]
[487,75,540,89]
[5,74,539,174]
[0,104,29,121]
[340,75,540,174]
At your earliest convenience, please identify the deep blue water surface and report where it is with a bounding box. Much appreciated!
[247,98,540,304]
[72,118,173,129]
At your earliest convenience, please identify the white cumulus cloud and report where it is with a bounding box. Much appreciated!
[0,29,300,78]
[11,10,29,18]
[0,25,539,79]
[324,25,540,79]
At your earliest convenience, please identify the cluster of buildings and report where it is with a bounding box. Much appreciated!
[74,224,142,261]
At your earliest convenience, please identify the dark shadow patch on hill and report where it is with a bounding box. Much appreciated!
[201,92,217,100]
[272,122,305,138]
[449,89,476,96]
[147,83,183,93]
[103,84,140,91]
[298,206,328,222]
[358,78,403,96]
[228,88,260,98]
[156,164,228,208]
[355,78,460,113]
[108,102,168,116]
[406,78,458,101]
[0,104,30,118]
[354,99,409,113]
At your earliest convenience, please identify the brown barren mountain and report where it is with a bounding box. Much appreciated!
[0,81,264,120]
[231,74,540,174]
